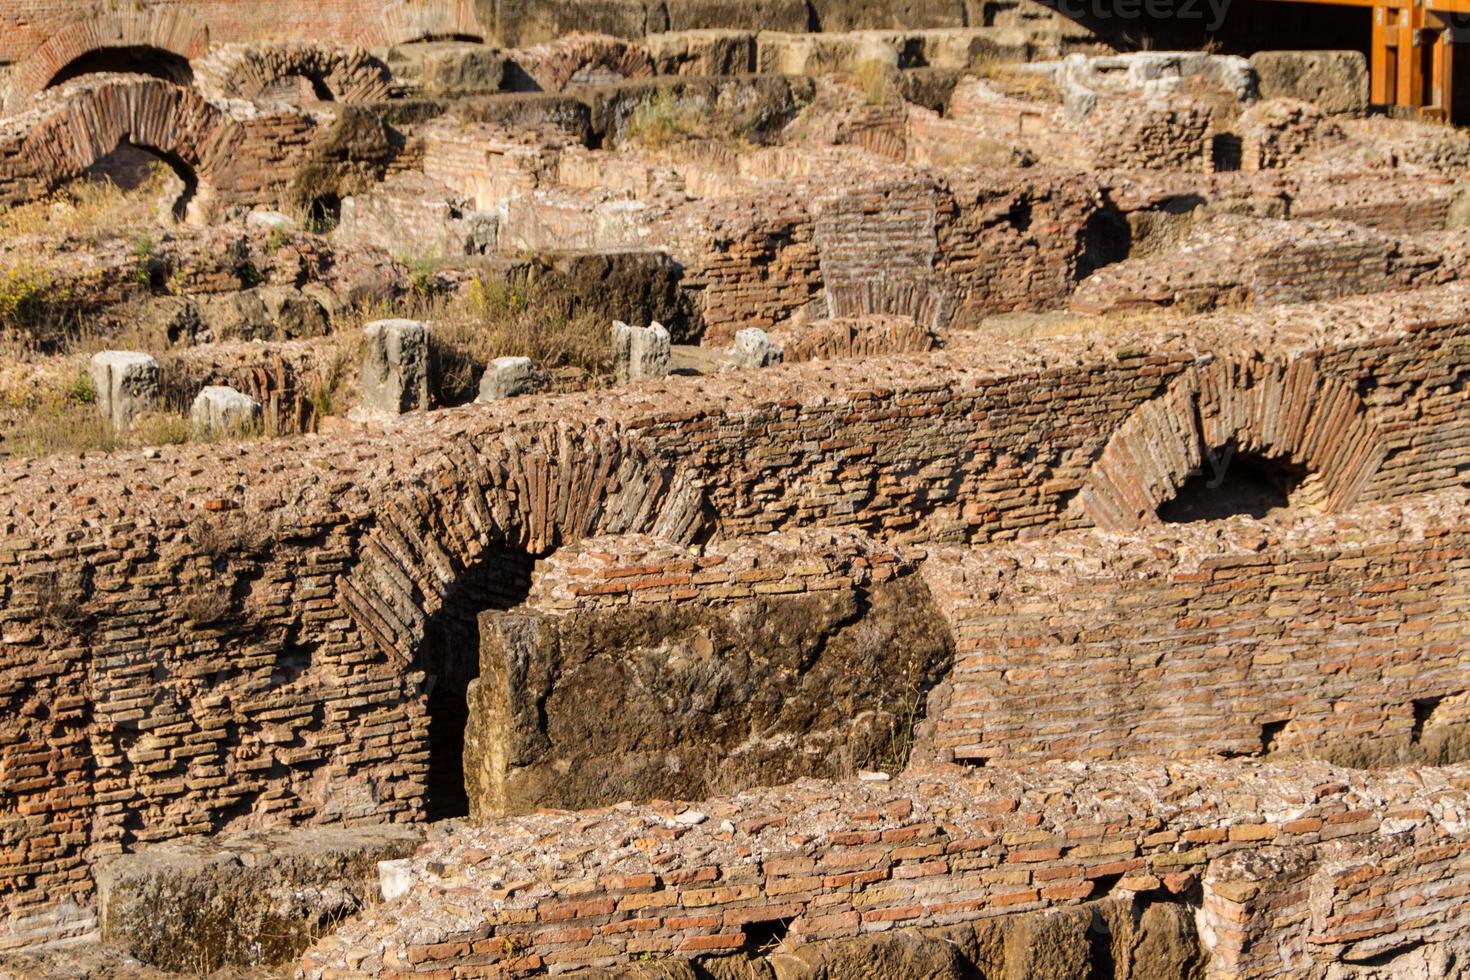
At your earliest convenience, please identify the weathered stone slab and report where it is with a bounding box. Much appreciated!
[190,385,262,438]
[464,569,952,819]
[611,319,671,383]
[97,825,424,972]
[89,351,160,431]
[360,318,430,414]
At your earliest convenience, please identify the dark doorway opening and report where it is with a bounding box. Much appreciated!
[1157,448,1304,524]
[305,194,342,234]
[420,550,535,821]
[47,46,195,90]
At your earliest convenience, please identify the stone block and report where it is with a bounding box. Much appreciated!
[190,386,263,438]
[611,320,671,384]
[1250,50,1369,116]
[421,46,508,97]
[89,351,160,431]
[476,356,538,401]
[463,575,952,819]
[96,825,423,971]
[732,327,783,369]
[361,319,430,414]
[244,210,295,234]
[645,30,756,76]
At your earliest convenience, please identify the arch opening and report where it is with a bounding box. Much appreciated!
[1157,445,1305,524]
[255,73,338,105]
[57,141,198,226]
[46,46,194,90]
[418,549,535,821]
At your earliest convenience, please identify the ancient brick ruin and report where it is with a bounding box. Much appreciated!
[2,2,1470,978]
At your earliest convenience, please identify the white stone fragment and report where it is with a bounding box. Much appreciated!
[90,350,160,431]
[361,319,430,414]
[732,328,783,369]
[476,356,537,402]
[611,320,671,384]
[190,385,262,438]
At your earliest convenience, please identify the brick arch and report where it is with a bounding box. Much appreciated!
[515,33,656,93]
[337,421,709,663]
[3,7,210,112]
[354,0,485,48]
[195,42,393,104]
[14,75,245,223]
[1076,355,1386,531]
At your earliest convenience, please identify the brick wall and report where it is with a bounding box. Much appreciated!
[1070,215,1460,316]
[8,285,1470,944]
[298,759,1470,977]
[927,488,1470,767]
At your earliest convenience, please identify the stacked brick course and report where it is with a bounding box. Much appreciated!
[928,488,1470,767]
[300,759,1470,977]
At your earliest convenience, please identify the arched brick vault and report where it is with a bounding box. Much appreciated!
[354,0,486,48]
[337,422,709,662]
[516,34,656,92]
[13,75,245,215]
[194,43,393,104]
[3,7,210,113]
[1076,355,1387,531]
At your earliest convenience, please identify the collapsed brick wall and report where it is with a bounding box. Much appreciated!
[0,509,424,950]
[299,760,1470,978]
[927,489,1470,768]
[0,74,328,216]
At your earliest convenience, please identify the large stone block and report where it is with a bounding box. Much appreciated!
[1250,50,1369,116]
[89,351,160,431]
[97,826,423,972]
[463,575,953,819]
[190,386,262,438]
[611,319,671,383]
[732,327,783,368]
[476,356,538,401]
[645,30,757,76]
[360,319,430,414]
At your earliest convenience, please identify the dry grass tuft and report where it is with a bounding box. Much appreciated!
[0,164,175,244]
[622,89,710,149]
[851,60,899,107]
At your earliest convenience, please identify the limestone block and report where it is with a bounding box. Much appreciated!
[645,30,756,76]
[361,319,430,414]
[476,356,538,401]
[96,825,423,971]
[1250,50,1368,116]
[90,351,160,431]
[611,320,671,384]
[732,327,783,369]
[190,386,262,438]
[377,859,414,902]
[464,575,952,818]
